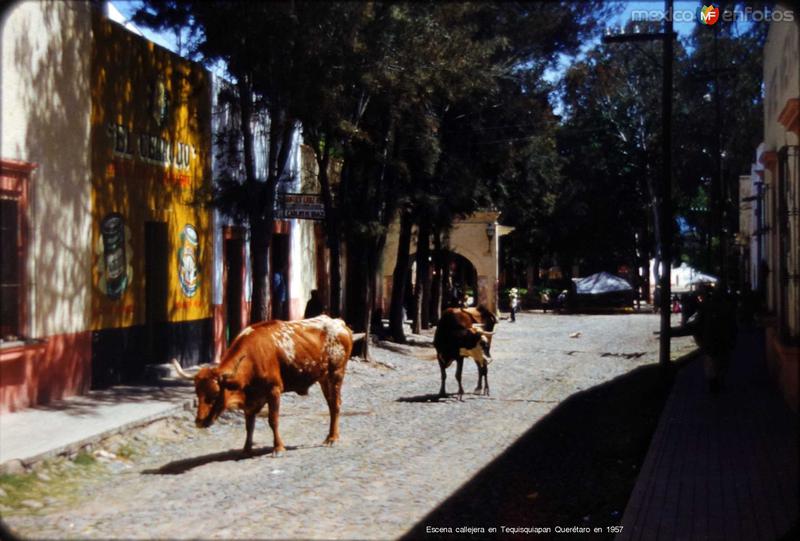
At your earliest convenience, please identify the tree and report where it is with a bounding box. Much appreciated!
[673,12,768,282]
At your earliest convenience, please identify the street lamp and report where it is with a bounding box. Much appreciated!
[603,0,675,367]
[486,222,496,254]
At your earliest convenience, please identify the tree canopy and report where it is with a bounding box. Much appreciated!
[130,0,767,331]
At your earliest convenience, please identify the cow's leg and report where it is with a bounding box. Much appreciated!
[473,360,484,394]
[243,412,256,455]
[266,388,286,457]
[438,356,448,397]
[455,358,465,400]
[243,398,267,455]
[481,364,490,396]
[320,376,343,446]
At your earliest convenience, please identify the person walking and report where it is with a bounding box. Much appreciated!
[509,287,519,322]
[272,271,287,320]
[303,289,326,318]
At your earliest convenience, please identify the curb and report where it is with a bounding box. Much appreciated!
[1,399,194,472]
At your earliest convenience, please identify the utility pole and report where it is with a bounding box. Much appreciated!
[660,0,673,366]
[603,0,675,366]
[713,24,726,290]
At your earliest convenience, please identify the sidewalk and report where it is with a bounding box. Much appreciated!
[619,329,799,541]
[0,380,194,468]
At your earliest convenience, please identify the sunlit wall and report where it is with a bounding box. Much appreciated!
[1,0,94,338]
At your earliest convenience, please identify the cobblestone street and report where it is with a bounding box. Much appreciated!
[3,311,693,540]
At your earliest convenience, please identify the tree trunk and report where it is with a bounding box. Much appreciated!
[431,227,444,323]
[389,210,413,342]
[249,218,270,323]
[362,237,384,362]
[526,259,537,298]
[315,144,342,317]
[344,239,365,326]
[413,220,431,333]
[255,110,293,321]
[236,77,269,324]
[361,257,373,362]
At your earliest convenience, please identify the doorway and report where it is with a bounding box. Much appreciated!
[271,233,290,320]
[224,236,244,344]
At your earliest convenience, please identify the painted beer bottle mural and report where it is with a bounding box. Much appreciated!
[178,224,199,297]
[100,213,129,298]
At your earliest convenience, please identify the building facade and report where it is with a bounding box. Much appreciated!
[209,77,328,360]
[1,1,213,410]
[756,5,799,412]
[1,1,331,411]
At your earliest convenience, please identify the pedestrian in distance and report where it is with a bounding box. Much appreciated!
[669,285,738,393]
[540,290,551,313]
[304,289,326,318]
[509,287,519,322]
[273,271,288,320]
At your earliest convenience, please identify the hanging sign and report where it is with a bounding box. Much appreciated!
[274,193,325,220]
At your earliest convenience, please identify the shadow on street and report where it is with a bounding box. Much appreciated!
[17,382,193,417]
[401,362,678,540]
[140,445,298,475]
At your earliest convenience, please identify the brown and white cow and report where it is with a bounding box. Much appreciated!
[172,315,353,456]
[433,307,496,399]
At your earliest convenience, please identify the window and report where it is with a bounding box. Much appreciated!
[776,146,800,342]
[0,160,35,341]
[1,199,20,336]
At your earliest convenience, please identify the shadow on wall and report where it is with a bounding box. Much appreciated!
[400,362,677,539]
[15,1,94,339]
[0,2,95,410]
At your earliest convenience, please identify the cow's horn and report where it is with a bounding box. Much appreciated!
[171,358,195,380]
[477,329,495,337]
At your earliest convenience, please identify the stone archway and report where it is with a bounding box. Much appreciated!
[382,211,513,315]
[436,250,479,308]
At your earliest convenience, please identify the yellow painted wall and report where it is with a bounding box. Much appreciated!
[90,14,212,330]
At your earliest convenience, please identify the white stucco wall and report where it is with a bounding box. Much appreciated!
[764,8,799,151]
[1,0,93,337]
[286,134,318,319]
[762,7,799,338]
[210,74,263,306]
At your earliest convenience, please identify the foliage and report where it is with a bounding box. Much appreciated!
[673,12,768,275]
[547,8,766,286]
[130,1,765,323]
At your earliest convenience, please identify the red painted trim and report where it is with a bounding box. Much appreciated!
[777,97,800,135]
[222,226,244,240]
[212,304,224,363]
[0,159,38,175]
[760,150,780,180]
[273,220,291,235]
[0,159,34,338]
[760,150,779,168]
[0,331,92,413]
